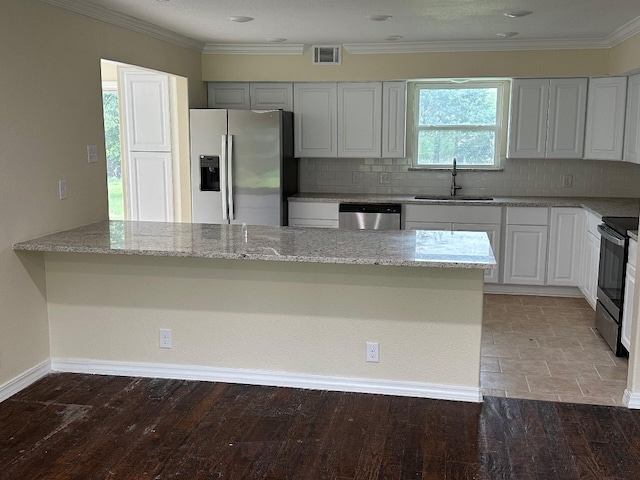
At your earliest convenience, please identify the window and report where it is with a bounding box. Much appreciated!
[411,80,508,169]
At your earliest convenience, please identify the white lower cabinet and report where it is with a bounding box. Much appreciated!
[404,205,502,283]
[288,201,339,228]
[503,207,549,285]
[547,208,583,286]
[622,239,637,350]
[578,210,602,309]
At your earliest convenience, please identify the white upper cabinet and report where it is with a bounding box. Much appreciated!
[294,83,338,157]
[546,208,583,286]
[382,82,407,158]
[624,73,640,164]
[508,78,586,159]
[508,79,549,158]
[584,76,628,161]
[208,82,293,110]
[250,83,293,110]
[338,82,382,157]
[546,79,587,159]
[207,83,251,109]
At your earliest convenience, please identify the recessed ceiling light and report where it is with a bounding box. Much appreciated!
[385,35,403,41]
[229,16,254,23]
[368,15,392,21]
[504,10,533,18]
[266,37,287,43]
[496,31,519,38]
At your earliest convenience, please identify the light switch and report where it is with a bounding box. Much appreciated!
[87,145,98,164]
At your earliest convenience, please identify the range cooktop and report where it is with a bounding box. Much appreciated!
[602,216,639,236]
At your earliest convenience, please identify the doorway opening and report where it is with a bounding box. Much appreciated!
[99,59,191,222]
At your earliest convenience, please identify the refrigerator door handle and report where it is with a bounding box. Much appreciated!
[227,134,235,221]
[220,135,229,221]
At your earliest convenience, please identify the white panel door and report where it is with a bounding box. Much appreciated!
[382,82,406,158]
[128,152,173,221]
[454,223,501,284]
[338,82,382,158]
[508,79,549,159]
[504,225,548,285]
[120,68,174,221]
[621,264,635,350]
[294,83,337,157]
[122,71,172,152]
[624,73,640,164]
[584,76,628,161]
[547,78,587,159]
[547,208,583,286]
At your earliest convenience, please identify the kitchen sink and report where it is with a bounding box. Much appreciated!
[414,195,494,201]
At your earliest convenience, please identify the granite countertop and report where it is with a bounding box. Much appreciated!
[13,221,496,270]
[289,194,640,218]
[630,230,638,242]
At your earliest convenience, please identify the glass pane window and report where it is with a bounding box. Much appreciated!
[412,81,506,168]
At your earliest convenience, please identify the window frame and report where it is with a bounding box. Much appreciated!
[409,79,510,170]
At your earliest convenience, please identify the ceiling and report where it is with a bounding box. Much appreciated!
[48,0,640,51]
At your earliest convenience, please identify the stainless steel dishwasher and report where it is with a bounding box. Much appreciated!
[338,204,401,230]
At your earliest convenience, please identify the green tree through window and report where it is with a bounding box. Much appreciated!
[413,81,506,168]
[102,91,124,220]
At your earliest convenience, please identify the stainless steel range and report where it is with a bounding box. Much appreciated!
[595,216,639,356]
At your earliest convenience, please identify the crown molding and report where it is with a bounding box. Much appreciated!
[607,15,640,47]
[344,37,613,54]
[203,44,306,55]
[40,0,204,52]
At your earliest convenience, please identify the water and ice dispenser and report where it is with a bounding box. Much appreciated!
[199,155,220,191]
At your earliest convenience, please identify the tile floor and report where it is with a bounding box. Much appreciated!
[481,294,629,406]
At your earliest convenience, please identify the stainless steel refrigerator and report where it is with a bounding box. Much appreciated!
[190,109,297,226]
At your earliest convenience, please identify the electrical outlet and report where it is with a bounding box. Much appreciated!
[379,173,391,184]
[58,180,67,200]
[159,328,172,349]
[366,341,379,363]
[87,145,98,164]
[562,174,573,188]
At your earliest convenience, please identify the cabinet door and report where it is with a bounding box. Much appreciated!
[294,83,338,157]
[288,201,339,221]
[454,223,501,284]
[508,79,549,159]
[504,225,548,285]
[547,208,584,286]
[207,83,250,109]
[250,83,293,111]
[624,73,640,164]
[382,82,406,158]
[580,230,600,309]
[584,77,628,161]
[337,82,382,158]
[621,263,635,350]
[547,78,587,159]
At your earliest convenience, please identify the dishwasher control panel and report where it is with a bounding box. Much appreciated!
[338,203,401,230]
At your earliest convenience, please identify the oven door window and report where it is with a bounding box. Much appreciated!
[598,234,626,312]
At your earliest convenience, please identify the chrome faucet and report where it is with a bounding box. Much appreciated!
[450,157,462,197]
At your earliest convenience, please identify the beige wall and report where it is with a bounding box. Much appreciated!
[610,34,640,75]
[0,1,205,390]
[45,254,484,392]
[203,48,610,82]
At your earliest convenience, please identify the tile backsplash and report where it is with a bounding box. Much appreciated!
[299,157,640,198]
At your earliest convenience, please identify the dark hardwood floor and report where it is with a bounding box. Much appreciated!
[2,373,640,479]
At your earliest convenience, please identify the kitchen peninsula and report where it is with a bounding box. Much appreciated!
[14,221,495,403]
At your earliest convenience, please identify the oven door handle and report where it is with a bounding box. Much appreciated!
[597,224,626,246]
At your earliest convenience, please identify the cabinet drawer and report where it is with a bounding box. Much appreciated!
[506,207,548,225]
[289,218,338,228]
[405,205,501,224]
[630,238,638,267]
[289,201,339,220]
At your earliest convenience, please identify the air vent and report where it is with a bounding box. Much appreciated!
[312,45,341,65]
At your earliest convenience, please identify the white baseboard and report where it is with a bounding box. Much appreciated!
[0,360,51,403]
[623,389,640,409]
[51,358,482,403]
